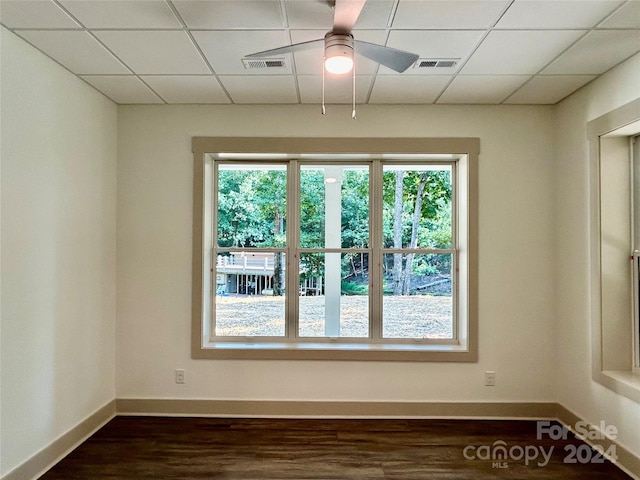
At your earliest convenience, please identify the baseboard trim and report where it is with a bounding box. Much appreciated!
[1,400,116,480]
[116,398,558,419]
[556,403,640,480]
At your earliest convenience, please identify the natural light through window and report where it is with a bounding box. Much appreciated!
[211,160,456,342]
[588,99,640,402]
[192,137,478,361]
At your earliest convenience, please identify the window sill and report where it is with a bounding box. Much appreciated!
[596,370,640,404]
[193,341,477,362]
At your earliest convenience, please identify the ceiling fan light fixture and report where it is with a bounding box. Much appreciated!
[324,33,354,74]
[324,54,353,74]
[245,0,418,117]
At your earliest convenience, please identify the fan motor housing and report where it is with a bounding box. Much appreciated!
[324,32,354,58]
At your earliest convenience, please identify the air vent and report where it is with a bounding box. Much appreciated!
[414,58,460,69]
[242,58,287,69]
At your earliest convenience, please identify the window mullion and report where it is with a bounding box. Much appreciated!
[370,160,383,340]
[288,159,300,339]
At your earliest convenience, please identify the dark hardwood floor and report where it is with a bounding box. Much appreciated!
[39,417,631,479]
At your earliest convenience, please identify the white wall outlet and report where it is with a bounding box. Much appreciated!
[485,371,496,386]
[175,368,185,384]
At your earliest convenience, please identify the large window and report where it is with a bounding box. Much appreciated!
[588,98,640,403]
[192,138,478,361]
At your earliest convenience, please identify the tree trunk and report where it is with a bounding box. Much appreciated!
[402,173,429,294]
[392,171,404,295]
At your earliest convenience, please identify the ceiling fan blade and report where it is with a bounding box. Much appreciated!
[333,0,366,33]
[245,39,323,58]
[353,40,419,73]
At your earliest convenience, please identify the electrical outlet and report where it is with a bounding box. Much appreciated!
[175,369,185,384]
[485,371,496,386]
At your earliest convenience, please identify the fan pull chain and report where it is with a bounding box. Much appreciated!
[321,59,326,115]
[352,55,356,120]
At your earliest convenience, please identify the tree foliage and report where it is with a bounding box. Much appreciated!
[382,169,452,294]
[217,166,451,296]
[217,168,287,248]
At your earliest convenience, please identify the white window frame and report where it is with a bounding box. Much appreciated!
[632,135,640,373]
[191,137,478,362]
[588,98,640,402]
[633,250,640,373]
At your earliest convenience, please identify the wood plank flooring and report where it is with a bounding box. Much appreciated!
[39,417,632,479]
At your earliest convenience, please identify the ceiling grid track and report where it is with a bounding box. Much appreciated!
[2,0,638,106]
[501,0,634,104]
[431,0,516,105]
[165,0,235,105]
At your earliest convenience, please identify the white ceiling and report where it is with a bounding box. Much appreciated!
[1,0,639,105]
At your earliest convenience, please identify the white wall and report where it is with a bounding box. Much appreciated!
[116,103,557,402]
[0,28,117,476]
[554,52,640,461]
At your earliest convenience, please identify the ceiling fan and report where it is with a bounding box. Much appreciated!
[245,0,419,75]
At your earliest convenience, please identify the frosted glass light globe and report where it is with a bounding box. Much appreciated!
[324,54,354,74]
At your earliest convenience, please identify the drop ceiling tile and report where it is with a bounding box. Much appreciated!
[285,0,394,29]
[391,1,511,29]
[0,0,80,29]
[290,30,387,74]
[172,0,283,29]
[437,75,530,103]
[81,75,164,104]
[369,75,450,103]
[284,0,334,28]
[297,75,372,104]
[378,30,484,74]
[386,30,484,58]
[461,30,586,74]
[495,1,624,29]
[351,0,396,28]
[542,29,640,74]
[599,0,640,28]
[140,76,231,103]
[193,30,292,75]
[218,75,298,104]
[16,30,129,74]
[59,0,181,29]
[504,75,597,104]
[93,30,210,75]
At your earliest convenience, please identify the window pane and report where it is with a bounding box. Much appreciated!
[299,253,369,338]
[382,253,453,339]
[217,164,286,248]
[382,165,452,249]
[214,252,286,336]
[300,165,369,248]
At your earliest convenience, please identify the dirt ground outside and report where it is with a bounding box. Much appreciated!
[215,294,453,338]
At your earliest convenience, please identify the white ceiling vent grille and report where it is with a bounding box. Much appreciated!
[242,58,287,70]
[414,58,460,69]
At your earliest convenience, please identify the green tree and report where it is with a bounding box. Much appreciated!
[341,170,369,281]
[383,169,452,295]
[217,170,268,247]
[299,169,325,248]
[218,168,287,294]
[254,170,287,295]
[217,165,451,297]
